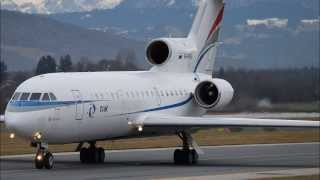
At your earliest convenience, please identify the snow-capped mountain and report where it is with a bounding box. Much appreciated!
[0,0,124,14]
[1,0,319,69]
[0,0,280,14]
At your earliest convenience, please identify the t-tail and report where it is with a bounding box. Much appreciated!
[146,0,225,74]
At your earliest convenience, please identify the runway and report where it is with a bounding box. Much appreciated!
[1,143,319,180]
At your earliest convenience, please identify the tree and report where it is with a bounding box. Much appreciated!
[0,61,7,84]
[35,55,57,75]
[59,55,73,72]
[124,49,138,70]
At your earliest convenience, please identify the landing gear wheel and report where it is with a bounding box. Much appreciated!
[44,152,54,169]
[35,152,44,169]
[174,149,182,164]
[174,149,195,165]
[174,131,200,165]
[191,149,198,164]
[79,145,105,164]
[80,148,87,163]
[97,147,105,163]
[186,150,193,165]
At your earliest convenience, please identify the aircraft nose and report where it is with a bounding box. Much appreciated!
[4,112,23,132]
[4,110,48,139]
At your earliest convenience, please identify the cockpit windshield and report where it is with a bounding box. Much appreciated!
[11,92,58,101]
[11,92,21,101]
[30,93,42,100]
[42,93,50,101]
[49,93,57,101]
[20,93,30,101]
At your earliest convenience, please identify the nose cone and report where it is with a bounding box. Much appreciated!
[5,112,22,132]
[4,111,37,139]
[4,108,49,140]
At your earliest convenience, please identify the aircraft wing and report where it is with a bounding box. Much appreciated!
[135,114,320,128]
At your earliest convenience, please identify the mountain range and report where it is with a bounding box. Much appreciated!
[0,0,125,14]
[0,10,145,70]
[0,0,319,70]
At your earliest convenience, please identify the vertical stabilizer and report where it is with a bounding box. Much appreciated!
[188,0,224,74]
[148,0,225,74]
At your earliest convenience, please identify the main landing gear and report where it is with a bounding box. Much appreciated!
[31,141,54,169]
[79,142,105,164]
[173,131,203,165]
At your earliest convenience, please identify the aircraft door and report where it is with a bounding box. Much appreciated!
[153,87,162,107]
[117,90,126,114]
[71,90,83,120]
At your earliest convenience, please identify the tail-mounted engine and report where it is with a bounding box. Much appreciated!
[194,79,234,110]
[146,40,171,65]
[146,38,195,71]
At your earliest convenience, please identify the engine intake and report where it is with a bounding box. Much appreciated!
[146,40,171,65]
[194,79,234,110]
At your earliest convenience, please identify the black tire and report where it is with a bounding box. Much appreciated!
[174,149,182,164]
[87,147,97,163]
[186,150,193,165]
[44,152,54,169]
[191,150,198,164]
[174,150,194,165]
[35,152,44,169]
[93,148,100,163]
[97,148,105,163]
[80,148,88,163]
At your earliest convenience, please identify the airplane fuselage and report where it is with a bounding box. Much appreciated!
[5,71,208,143]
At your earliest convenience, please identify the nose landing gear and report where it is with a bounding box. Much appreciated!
[32,142,54,169]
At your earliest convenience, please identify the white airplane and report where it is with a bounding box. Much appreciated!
[1,0,319,170]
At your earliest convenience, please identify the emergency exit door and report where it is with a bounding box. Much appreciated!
[71,90,83,120]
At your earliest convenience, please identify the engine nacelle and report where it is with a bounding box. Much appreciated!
[194,79,234,110]
[146,39,171,65]
[146,38,194,67]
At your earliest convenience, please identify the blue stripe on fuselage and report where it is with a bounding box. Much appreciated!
[126,95,193,115]
[9,100,78,107]
[8,95,194,114]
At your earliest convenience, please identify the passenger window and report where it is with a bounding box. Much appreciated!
[160,90,164,96]
[170,91,174,96]
[30,93,42,100]
[175,90,179,96]
[165,91,169,96]
[49,93,57,101]
[12,92,21,101]
[42,93,50,101]
[20,93,30,100]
